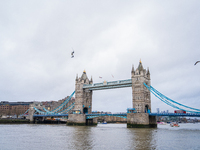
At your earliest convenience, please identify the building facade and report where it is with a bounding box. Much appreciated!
[0,101,32,116]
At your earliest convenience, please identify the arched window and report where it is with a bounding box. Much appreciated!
[83,107,88,114]
[145,105,149,113]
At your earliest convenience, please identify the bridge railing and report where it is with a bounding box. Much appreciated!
[86,113,127,119]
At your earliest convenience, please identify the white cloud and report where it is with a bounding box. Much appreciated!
[0,0,200,113]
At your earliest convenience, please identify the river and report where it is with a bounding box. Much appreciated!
[0,123,200,150]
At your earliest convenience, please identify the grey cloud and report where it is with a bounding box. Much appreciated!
[0,0,200,112]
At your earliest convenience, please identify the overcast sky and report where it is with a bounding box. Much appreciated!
[1,1,200,113]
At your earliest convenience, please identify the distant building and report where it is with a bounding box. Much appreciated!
[0,101,33,116]
[0,95,75,117]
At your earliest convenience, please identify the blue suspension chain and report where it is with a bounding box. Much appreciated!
[144,83,200,113]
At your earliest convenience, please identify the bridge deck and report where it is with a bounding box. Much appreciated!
[149,113,200,117]
[33,114,69,117]
[83,79,132,90]
[33,113,200,118]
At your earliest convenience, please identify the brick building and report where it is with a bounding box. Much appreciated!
[0,95,75,117]
[0,101,32,116]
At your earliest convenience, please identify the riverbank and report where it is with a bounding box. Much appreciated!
[0,119,30,124]
[0,119,68,124]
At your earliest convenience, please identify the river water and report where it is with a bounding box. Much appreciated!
[0,123,200,150]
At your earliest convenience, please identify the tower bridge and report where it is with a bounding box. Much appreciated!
[67,60,156,127]
[27,60,200,127]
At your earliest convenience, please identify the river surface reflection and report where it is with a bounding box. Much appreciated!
[0,123,200,150]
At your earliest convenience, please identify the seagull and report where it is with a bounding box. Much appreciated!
[71,50,74,58]
[194,61,200,65]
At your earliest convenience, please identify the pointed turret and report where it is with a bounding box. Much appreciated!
[131,65,135,74]
[147,67,150,79]
[90,76,93,84]
[147,67,150,75]
[137,59,144,72]
[80,70,88,82]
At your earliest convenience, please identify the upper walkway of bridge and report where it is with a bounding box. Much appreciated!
[83,79,132,90]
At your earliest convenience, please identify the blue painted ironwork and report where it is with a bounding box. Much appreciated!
[32,112,200,118]
[30,81,200,119]
[86,113,127,119]
[59,103,75,114]
[86,112,200,119]
[34,107,47,115]
[22,109,29,115]
[45,91,75,113]
[33,114,69,117]
[32,91,75,115]
[144,83,200,113]
[127,108,136,113]
[83,79,132,90]
[149,113,200,117]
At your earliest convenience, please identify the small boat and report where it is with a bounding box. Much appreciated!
[102,121,107,124]
[157,122,167,125]
[170,122,180,127]
[60,118,68,123]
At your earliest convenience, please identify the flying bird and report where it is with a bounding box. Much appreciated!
[194,61,200,65]
[111,74,114,78]
[71,49,74,58]
[99,76,102,79]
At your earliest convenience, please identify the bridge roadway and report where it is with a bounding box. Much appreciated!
[33,113,200,119]
[83,79,132,90]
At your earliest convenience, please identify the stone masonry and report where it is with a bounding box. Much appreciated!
[131,60,151,113]
[128,61,157,128]
[74,70,93,114]
[67,70,94,125]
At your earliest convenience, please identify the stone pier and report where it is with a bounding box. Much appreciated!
[127,113,157,128]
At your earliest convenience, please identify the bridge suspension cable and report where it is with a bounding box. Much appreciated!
[144,83,200,113]
[58,102,75,114]
[22,109,29,115]
[34,107,47,115]
[33,91,75,115]
[44,91,75,113]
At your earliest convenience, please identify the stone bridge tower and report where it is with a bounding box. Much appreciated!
[67,70,94,125]
[128,60,156,128]
[74,70,93,114]
[131,60,151,113]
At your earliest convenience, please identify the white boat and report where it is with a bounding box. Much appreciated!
[102,121,107,124]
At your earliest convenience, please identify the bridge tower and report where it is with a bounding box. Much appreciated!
[127,60,157,128]
[28,102,44,123]
[131,60,151,113]
[74,70,93,114]
[67,70,96,125]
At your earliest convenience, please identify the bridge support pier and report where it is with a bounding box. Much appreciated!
[67,114,86,126]
[127,113,157,128]
[28,104,35,123]
[67,114,97,126]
